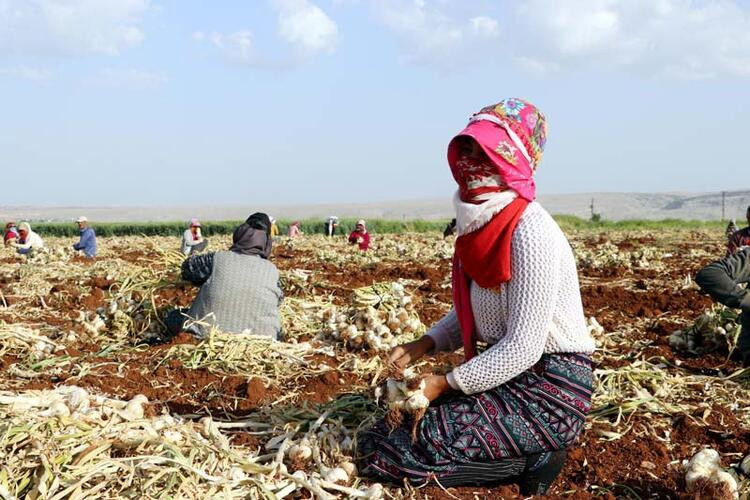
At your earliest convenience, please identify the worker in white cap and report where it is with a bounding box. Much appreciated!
[181,218,208,256]
[72,216,97,258]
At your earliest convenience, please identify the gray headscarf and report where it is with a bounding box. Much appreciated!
[230,212,272,259]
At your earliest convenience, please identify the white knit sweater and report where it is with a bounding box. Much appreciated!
[427,202,596,395]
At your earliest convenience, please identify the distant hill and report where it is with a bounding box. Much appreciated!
[1,191,748,222]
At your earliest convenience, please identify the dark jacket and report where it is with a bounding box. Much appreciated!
[695,247,750,359]
[696,248,750,310]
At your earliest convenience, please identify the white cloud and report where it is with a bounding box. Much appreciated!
[516,0,750,78]
[273,0,339,55]
[0,65,53,81]
[370,0,499,66]
[194,0,338,68]
[369,0,750,78]
[0,0,150,56]
[469,16,499,39]
[201,31,256,64]
[85,68,166,89]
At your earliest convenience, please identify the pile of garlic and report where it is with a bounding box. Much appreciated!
[281,417,384,499]
[669,308,740,356]
[0,385,149,424]
[26,246,75,264]
[573,241,663,272]
[318,282,424,351]
[375,368,430,439]
[71,290,144,342]
[684,448,738,500]
[352,282,411,310]
[0,324,61,361]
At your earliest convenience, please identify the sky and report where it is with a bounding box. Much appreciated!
[1,0,749,206]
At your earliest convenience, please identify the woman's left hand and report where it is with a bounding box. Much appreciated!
[422,374,451,402]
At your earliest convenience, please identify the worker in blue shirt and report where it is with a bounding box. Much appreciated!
[72,216,97,258]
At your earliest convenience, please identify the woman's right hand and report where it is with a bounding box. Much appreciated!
[388,335,435,370]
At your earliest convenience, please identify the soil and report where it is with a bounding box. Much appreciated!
[1,230,747,498]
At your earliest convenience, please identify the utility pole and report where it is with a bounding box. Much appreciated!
[590,198,595,219]
[722,191,726,220]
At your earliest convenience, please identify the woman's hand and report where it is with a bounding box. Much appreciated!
[388,336,435,370]
[422,374,451,402]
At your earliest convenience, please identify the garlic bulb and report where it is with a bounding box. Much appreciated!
[740,454,750,476]
[685,448,738,500]
[287,441,313,464]
[323,466,350,485]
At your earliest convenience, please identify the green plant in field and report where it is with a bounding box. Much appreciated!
[17,215,729,238]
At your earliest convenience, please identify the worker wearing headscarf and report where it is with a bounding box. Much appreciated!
[359,99,595,495]
[180,218,208,256]
[325,216,339,237]
[4,222,18,246]
[348,219,371,251]
[165,213,282,340]
[13,222,45,255]
[287,221,303,238]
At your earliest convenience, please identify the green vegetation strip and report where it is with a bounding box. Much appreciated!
[17,216,726,237]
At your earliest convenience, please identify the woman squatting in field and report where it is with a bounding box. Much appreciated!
[348,219,371,251]
[358,99,596,495]
[165,212,283,340]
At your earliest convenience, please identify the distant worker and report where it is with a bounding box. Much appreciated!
[696,247,750,366]
[348,219,370,251]
[727,206,750,255]
[270,217,280,237]
[288,221,303,238]
[181,218,208,256]
[4,221,18,247]
[443,218,457,238]
[166,213,282,340]
[325,216,339,237]
[13,222,44,255]
[72,216,97,258]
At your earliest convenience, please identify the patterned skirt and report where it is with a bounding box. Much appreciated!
[359,353,592,486]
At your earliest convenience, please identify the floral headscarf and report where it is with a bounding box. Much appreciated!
[448,98,547,203]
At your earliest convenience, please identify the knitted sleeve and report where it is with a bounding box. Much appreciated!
[181,252,215,285]
[425,309,463,353]
[450,215,561,395]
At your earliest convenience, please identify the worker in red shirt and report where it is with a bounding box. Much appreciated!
[728,206,750,256]
[4,222,18,246]
[348,219,371,251]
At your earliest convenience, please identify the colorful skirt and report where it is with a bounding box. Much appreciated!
[359,353,592,486]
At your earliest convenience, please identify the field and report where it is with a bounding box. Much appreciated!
[0,228,748,499]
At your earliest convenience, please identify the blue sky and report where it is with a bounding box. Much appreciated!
[1,0,749,206]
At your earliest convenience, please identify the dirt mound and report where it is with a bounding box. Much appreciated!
[155,284,196,308]
[71,360,279,416]
[671,408,750,458]
[87,276,114,289]
[80,287,107,310]
[582,285,714,319]
[559,429,680,498]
